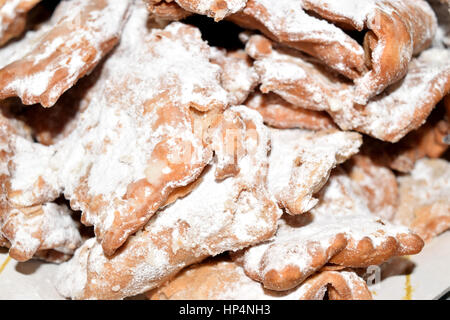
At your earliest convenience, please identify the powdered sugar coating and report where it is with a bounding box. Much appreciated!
[148,259,371,300]
[248,35,450,142]
[6,3,236,256]
[333,48,450,142]
[395,158,450,241]
[2,203,82,262]
[237,169,423,290]
[0,0,41,46]
[0,0,131,107]
[55,106,281,300]
[268,128,362,214]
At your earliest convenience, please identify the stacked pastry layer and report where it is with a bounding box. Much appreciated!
[0,0,448,300]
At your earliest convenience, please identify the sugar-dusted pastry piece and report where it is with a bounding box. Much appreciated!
[0,0,41,46]
[244,35,352,113]
[54,106,281,300]
[268,128,362,214]
[245,91,336,130]
[395,158,450,242]
[0,112,82,262]
[146,0,247,21]
[233,169,423,291]
[228,0,366,80]
[383,108,449,172]
[7,5,235,256]
[147,258,372,300]
[344,153,398,221]
[247,35,450,142]
[1,203,82,262]
[210,48,259,105]
[230,0,436,103]
[145,0,192,20]
[0,0,131,107]
[333,48,450,143]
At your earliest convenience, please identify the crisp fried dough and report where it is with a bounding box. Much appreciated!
[385,108,449,172]
[395,158,450,242]
[54,106,281,300]
[0,0,131,107]
[0,0,41,46]
[246,35,450,142]
[145,0,247,21]
[147,258,372,300]
[245,35,352,113]
[229,0,436,103]
[245,91,336,130]
[228,0,367,80]
[233,169,423,291]
[0,112,82,262]
[268,128,362,214]
[210,48,259,105]
[5,6,236,256]
[1,203,82,262]
[345,153,398,221]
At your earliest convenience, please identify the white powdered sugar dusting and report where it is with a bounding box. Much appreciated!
[268,128,362,214]
[241,169,416,283]
[1,0,131,106]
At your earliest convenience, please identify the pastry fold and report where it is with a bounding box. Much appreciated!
[229,0,436,104]
[246,35,450,142]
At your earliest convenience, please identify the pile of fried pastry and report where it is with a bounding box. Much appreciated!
[0,0,449,300]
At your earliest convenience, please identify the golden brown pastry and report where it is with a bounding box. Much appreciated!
[229,0,436,104]
[0,0,41,46]
[246,34,450,142]
[233,168,423,291]
[0,0,131,107]
[147,258,372,300]
[146,0,247,21]
[54,105,281,300]
[395,158,450,242]
[4,4,245,257]
[345,153,399,221]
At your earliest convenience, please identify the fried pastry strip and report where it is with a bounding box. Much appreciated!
[245,91,336,130]
[268,128,362,214]
[229,0,436,103]
[6,5,237,256]
[233,169,423,291]
[0,0,41,46]
[147,258,372,300]
[0,112,81,262]
[246,35,450,142]
[395,158,450,242]
[145,0,247,21]
[345,153,399,221]
[0,0,131,107]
